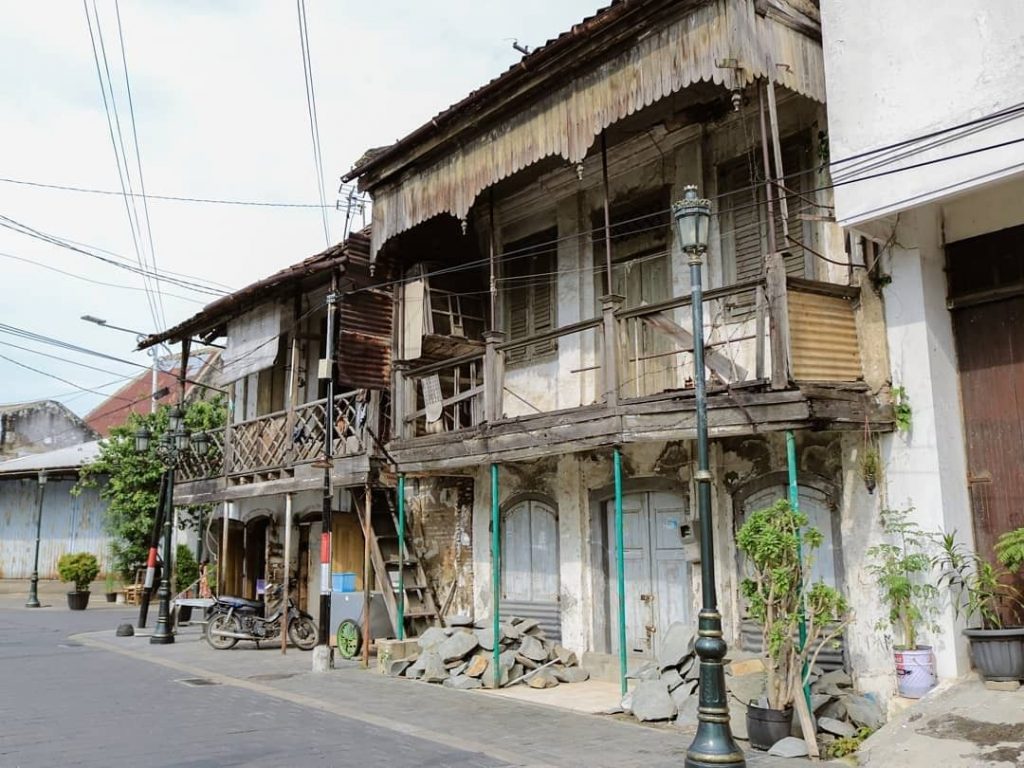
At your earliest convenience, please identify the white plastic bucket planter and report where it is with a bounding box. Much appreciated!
[894,646,937,698]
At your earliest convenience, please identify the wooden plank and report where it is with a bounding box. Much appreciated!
[766,252,791,389]
[641,312,748,381]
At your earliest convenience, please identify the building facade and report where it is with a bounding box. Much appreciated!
[820,0,1024,694]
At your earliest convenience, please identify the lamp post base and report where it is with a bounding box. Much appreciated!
[685,610,745,768]
[26,574,40,608]
[150,631,175,645]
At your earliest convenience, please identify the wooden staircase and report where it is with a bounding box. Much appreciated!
[355,488,442,638]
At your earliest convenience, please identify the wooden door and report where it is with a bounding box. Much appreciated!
[614,255,673,397]
[609,491,690,656]
[501,499,561,641]
[949,226,1024,605]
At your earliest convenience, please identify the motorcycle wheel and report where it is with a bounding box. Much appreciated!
[206,613,241,650]
[335,619,361,659]
[288,615,319,651]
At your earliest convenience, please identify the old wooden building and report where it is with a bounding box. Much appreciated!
[342,0,891,669]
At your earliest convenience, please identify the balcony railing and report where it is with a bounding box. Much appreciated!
[391,254,865,441]
[176,389,381,483]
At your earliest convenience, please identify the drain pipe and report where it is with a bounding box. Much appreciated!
[491,463,501,688]
[614,447,627,696]
[397,474,406,640]
[786,430,811,709]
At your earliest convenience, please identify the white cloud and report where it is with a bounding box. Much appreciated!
[0,0,599,415]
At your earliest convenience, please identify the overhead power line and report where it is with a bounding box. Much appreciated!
[0,251,205,304]
[84,0,163,332]
[0,350,138,401]
[296,0,331,246]
[0,213,229,297]
[114,0,166,328]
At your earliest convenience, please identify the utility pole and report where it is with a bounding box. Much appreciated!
[25,471,47,608]
[314,277,338,670]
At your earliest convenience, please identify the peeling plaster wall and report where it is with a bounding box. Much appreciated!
[405,476,475,616]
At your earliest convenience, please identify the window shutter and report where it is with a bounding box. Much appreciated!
[506,283,530,364]
[531,265,555,357]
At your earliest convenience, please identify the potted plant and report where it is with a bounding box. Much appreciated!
[57,552,100,610]
[104,572,119,603]
[937,528,1024,681]
[737,499,851,750]
[866,507,939,698]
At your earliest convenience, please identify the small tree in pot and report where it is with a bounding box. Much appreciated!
[866,507,939,697]
[936,529,1024,682]
[737,500,851,750]
[57,552,100,610]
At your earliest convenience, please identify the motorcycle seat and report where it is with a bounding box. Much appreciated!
[216,596,264,610]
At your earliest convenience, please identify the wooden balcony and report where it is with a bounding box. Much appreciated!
[174,389,386,504]
[390,256,889,472]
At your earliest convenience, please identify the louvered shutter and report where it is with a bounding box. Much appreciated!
[772,142,811,277]
[506,283,530,364]
[531,263,555,358]
[719,159,764,312]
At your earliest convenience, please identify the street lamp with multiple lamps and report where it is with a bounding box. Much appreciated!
[673,185,745,768]
[25,471,47,608]
[133,406,210,644]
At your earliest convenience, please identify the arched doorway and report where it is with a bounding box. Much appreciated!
[501,496,560,642]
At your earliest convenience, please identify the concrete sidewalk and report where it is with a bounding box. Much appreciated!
[76,622,822,768]
[858,678,1024,767]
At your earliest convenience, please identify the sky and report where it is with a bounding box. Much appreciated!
[0,0,599,419]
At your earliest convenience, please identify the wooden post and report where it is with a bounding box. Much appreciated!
[483,331,505,422]
[282,492,292,654]
[362,483,372,667]
[600,294,624,407]
[284,302,302,465]
[393,362,411,440]
[220,501,230,595]
[766,252,791,389]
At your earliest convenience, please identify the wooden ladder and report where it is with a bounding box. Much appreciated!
[356,488,443,638]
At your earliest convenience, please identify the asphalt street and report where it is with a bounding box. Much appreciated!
[0,602,504,768]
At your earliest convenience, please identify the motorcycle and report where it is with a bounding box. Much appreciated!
[205,584,318,651]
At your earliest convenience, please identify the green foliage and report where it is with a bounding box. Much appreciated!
[996,527,1024,574]
[737,499,851,710]
[860,443,880,493]
[892,386,912,433]
[104,571,118,592]
[935,531,1023,630]
[825,727,873,758]
[175,544,200,592]
[866,508,938,648]
[57,552,100,592]
[77,398,226,580]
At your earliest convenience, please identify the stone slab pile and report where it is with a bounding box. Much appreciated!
[385,616,591,691]
[616,622,886,759]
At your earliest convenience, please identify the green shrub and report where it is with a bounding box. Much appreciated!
[175,544,199,592]
[57,552,100,592]
[996,527,1024,574]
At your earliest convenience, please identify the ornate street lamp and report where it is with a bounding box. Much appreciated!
[134,406,198,645]
[25,471,47,608]
[672,185,745,768]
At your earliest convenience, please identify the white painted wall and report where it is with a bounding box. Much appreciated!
[820,0,1024,226]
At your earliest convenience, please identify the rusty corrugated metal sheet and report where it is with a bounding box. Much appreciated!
[0,478,112,579]
[788,290,863,381]
[358,0,825,257]
[338,243,392,391]
[139,229,373,349]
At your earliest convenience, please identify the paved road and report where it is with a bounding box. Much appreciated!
[0,598,797,768]
[0,602,503,768]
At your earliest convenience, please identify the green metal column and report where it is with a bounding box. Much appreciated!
[786,430,811,709]
[491,463,501,688]
[397,474,406,641]
[614,447,627,696]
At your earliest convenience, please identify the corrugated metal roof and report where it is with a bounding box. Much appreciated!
[139,229,372,349]
[346,0,825,258]
[0,440,102,476]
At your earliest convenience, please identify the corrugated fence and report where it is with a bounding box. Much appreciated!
[0,478,111,579]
